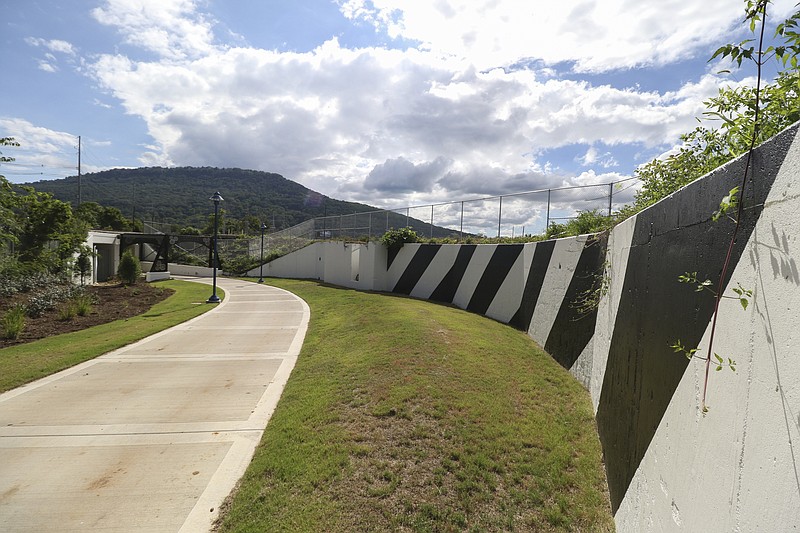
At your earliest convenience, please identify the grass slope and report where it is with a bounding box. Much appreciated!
[0,279,222,393]
[217,279,614,532]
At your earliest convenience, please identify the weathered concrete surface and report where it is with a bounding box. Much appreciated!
[0,277,309,532]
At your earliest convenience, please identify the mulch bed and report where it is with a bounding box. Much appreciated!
[0,283,174,349]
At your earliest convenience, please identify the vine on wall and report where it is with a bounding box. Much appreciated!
[676,0,799,411]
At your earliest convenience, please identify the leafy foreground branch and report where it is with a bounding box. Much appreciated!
[215,279,613,532]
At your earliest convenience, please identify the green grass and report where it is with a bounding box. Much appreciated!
[0,280,223,393]
[216,279,614,532]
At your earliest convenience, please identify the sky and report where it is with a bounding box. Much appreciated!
[0,0,796,234]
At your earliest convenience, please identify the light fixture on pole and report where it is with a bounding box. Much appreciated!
[207,191,223,303]
[258,222,267,283]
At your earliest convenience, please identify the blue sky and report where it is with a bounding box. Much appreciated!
[1,0,796,232]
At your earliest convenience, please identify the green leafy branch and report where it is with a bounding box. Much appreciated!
[671,340,737,372]
[677,272,753,310]
[571,259,611,318]
[711,186,740,222]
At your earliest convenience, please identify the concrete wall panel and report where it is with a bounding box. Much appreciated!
[485,249,526,323]
[254,121,800,532]
[596,123,795,514]
[386,243,420,289]
[527,236,586,346]
[409,245,461,300]
[616,125,800,531]
[586,215,636,412]
[466,245,523,316]
[247,242,323,280]
[452,245,497,310]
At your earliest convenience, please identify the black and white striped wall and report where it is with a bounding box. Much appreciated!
[249,122,800,532]
[384,235,607,371]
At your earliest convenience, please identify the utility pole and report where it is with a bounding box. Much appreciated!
[132,180,136,229]
[77,135,82,205]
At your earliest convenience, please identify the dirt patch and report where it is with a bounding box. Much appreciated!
[0,282,173,348]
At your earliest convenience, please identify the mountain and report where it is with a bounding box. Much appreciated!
[24,167,456,237]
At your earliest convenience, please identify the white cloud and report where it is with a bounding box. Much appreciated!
[93,99,114,109]
[91,0,219,60]
[67,0,778,224]
[578,146,618,169]
[338,0,798,72]
[37,60,58,73]
[0,118,75,155]
[364,156,453,193]
[0,118,81,181]
[25,37,76,56]
[87,33,737,207]
[25,37,77,72]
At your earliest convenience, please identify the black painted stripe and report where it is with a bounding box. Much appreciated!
[509,240,556,330]
[392,245,441,295]
[595,123,796,513]
[467,245,523,315]
[387,245,401,269]
[429,245,477,303]
[543,234,607,369]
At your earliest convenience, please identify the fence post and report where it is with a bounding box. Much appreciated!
[546,189,551,230]
[430,205,434,239]
[608,182,613,217]
[498,196,503,237]
[386,211,389,232]
[368,212,372,240]
[406,207,409,228]
[460,201,464,242]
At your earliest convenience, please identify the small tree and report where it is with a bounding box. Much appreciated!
[117,250,142,285]
[76,246,93,286]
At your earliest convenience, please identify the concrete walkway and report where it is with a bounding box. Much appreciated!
[0,277,309,532]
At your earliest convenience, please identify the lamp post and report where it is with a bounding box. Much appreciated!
[258,222,267,283]
[207,191,223,303]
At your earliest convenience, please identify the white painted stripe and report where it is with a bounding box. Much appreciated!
[386,243,421,287]
[410,245,460,299]
[485,250,526,323]
[453,245,497,310]
[588,215,635,413]
[528,236,586,346]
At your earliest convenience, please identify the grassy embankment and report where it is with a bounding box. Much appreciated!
[0,279,222,393]
[217,278,614,532]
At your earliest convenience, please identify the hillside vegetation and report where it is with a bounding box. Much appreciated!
[25,167,455,236]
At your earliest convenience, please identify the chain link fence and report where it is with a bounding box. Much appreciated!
[266,177,637,247]
[140,178,638,268]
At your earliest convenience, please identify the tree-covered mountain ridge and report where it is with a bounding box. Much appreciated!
[25,166,398,233]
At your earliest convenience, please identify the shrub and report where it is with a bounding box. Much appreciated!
[58,302,77,321]
[546,210,614,239]
[0,271,70,298]
[222,254,261,276]
[74,293,94,316]
[380,227,420,248]
[118,250,142,285]
[2,304,26,339]
[25,283,78,318]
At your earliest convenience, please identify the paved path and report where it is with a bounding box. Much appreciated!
[0,277,309,532]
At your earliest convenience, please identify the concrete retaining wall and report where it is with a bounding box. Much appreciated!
[249,123,800,531]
